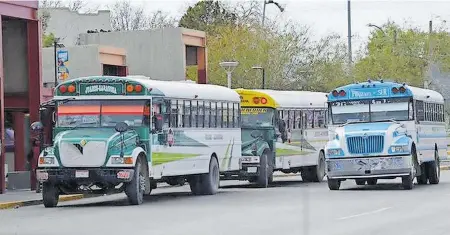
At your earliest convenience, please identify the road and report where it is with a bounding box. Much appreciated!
[2,173,450,235]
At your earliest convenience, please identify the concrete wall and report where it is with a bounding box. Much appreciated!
[42,45,101,86]
[79,28,185,81]
[2,19,28,93]
[41,8,111,47]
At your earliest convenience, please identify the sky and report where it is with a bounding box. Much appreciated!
[88,0,450,53]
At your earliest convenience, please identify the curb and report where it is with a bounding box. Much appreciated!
[0,194,85,210]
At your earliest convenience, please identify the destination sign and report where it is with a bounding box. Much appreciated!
[80,83,123,95]
[349,88,388,98]
[331,98,410,107]
[241,107,269,114]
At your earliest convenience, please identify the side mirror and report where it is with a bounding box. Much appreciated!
[115,122,129,133]
[250,130,263,139]
[154,114,163,132]
[30,121,44,131]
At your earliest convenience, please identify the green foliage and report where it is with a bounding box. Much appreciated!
[178,0,237,32]
[354,21,450,88]
[43,33,55,48]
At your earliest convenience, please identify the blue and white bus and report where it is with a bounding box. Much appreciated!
[325,80,446,190]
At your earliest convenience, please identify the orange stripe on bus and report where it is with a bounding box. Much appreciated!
[58,105,100,115]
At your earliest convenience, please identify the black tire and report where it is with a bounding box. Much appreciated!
[166,178,185,186]
[366,179,377,185]
[402,174,414,190]
[417,164,428,185]
[301,169,312,182]
[310,151,326,182]
[189,175,203,195]
[257,151,272,188]
[199,157,220,195]
[327,178,340,190]
[248,177,257,183]
[125,160,145,205]
[428,149,440,184]
[355,179,366,185]
[42,183,59,208]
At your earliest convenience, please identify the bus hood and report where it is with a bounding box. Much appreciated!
[54,128,120,142]
[342,122,402,134]
[53,128,137,167]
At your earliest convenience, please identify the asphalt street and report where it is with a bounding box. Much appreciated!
[1,172,450,235]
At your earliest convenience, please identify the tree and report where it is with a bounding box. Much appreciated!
[43,33,56,48]
[178,0,237,32]
[353,20,450,87]
[109,0,176,31]
[204,23,310,89]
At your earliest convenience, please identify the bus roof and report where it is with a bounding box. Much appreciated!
[235,89,328,109]
[54,76,240,102]
[129,76,240,102]
[327,81,444,103]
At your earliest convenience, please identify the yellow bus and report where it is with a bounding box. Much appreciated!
[235,89,328,185]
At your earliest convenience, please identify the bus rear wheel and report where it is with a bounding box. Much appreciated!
[189,157,220,195]
[427,149,440,184]
[355,179,366,185]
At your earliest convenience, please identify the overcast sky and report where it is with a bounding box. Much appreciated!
[88,0,450,52]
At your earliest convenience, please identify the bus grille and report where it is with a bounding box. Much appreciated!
[347,135,384,154]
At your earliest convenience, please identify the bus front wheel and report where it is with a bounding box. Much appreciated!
[257,150,273,188]
[42,183,59,208]
[327,178,340,190]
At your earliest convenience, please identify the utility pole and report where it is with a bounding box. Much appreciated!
[425,20,433,88]
[347,0,352,65]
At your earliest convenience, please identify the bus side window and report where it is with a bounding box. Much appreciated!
[234,103,240,128]
[415,100,425,122]
[197,101,204,128]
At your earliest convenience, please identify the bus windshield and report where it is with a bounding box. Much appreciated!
[241,107,274,127]
[330,97,412,124]
[57,100,150,128]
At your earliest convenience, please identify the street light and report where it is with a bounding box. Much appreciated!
[367,23,385,35]
[219,61,239,88]
[252,66,266,89]
[262,0,284,28]
[53,38,64,87]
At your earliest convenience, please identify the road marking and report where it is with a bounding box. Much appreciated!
[337,207,392,220]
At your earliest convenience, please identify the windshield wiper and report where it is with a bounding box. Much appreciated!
[339,120,361,127]
[70,121,98,129]
[378,118,400,124]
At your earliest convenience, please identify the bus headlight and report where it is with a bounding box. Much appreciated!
[390,145,409,153]
[111,157,134,165]
[39,157,55,165]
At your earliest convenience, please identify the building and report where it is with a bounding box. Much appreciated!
[40,7,111,46]
[78,28,207,83]
[0,0,43,193]
[42,27,208,85]
[42,45,127,87]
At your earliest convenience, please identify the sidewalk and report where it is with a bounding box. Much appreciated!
[0,189,84,210]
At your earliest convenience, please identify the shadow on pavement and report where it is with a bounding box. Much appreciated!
[220,179,311,189]
[58,191,234,208]
[341,183,432,191]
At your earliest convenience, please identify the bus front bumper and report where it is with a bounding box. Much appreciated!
[326,155,412,179]
[36,168,135,185]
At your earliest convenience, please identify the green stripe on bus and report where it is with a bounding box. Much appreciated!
[152,152,199,165]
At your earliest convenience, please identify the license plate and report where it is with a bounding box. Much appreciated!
[117,171,131,179]
[75,170,89,178]
[36,172,48,181]
[247,167,257,173]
